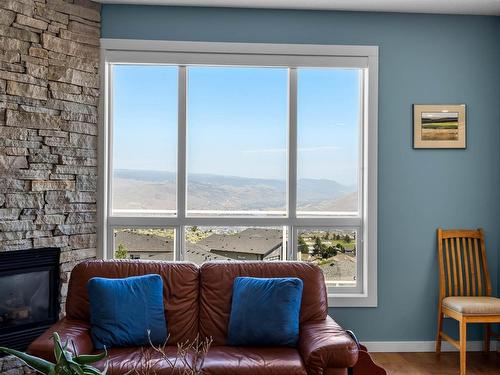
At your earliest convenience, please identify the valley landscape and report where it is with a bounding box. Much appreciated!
[112,169,358,213]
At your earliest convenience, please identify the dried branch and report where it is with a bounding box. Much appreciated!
[131,330,212,375]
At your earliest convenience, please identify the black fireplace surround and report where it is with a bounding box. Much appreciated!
[0,247,60,353]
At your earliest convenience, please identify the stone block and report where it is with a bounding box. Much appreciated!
[0,208,21,220]
[0,231,24,241]
[47,98,98,116]
[49,81,81,94]
[68,233,96,249]
[60,111,97,124]
[5,192,44,208]
[14,169,50,180]
[48,51,97,73]
[60,121,96,135]
[60,155,96,166]
[65,212,95,224]
[38,129,68,138]
[35,4,69,24]
[6,109,63,129]
[0,69,45,85]
[0,239,32,251]
[32,180,76,191]
[47,65,99,88]
[0,50,20,63]
[42,33,98,60]
[60,247,95,263]
[0,36,30,53]
[25,230,52,238]
[25,62,48,79]
[44,202,96,214]
[0,9,16,26]
[0,155,28,170]
[46,0,100,22]
[35,214,66,224]
[49,173,75,180]
[50,146,96,157]
[60,29,99,46]
[33,235,68,248]
[0,125,28,140]
[69,132,96,149]
[68,20,99,37]
[57,223,95,235]
[6,81,48,100]
[28,151,58,163]
[29,46,48,59]
[16,14,48,30]
[75,174,96,191]
[45,190,95,203]
[0,0,34,17]
[0,178,25,192]
[0,25,39,43]
[54,165,96,175]
[0,220,35,231]
[50,90,98,106]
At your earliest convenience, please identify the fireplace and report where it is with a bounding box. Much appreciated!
[0,248,60,353]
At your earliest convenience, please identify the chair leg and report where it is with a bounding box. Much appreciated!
[435,309,443,354]
[484,323,491,353]
[459,319,467,375]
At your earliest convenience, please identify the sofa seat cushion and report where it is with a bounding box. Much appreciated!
[202,346,307,375]
[443,296,500,315]
[93,346,187,375]
[92,346,307,375]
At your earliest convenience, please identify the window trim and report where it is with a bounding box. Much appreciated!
[99,39,378,307]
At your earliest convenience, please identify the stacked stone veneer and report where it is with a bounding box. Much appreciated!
[0,1,100,373]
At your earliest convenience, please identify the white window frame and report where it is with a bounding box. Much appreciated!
[98,39,378,307]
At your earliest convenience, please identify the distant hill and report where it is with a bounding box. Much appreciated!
[112,169,357,212]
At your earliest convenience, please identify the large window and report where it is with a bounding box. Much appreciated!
[101,41,378,306]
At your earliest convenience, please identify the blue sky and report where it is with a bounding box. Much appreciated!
[113,65,360,186]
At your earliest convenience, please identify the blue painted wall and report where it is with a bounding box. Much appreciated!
[102,6,500,341]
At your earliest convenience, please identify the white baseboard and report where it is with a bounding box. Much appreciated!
[362,340,499,353]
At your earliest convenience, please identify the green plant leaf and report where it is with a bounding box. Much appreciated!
[81,365,103,375]
[74,350,107,365]
[0,347,55,374]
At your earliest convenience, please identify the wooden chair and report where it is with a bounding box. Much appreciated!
[436,228,500,375]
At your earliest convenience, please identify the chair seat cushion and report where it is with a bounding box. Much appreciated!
[442,296,500,314]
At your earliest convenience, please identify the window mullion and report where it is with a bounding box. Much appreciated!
[288,69,297,261]
[177,65,187,260]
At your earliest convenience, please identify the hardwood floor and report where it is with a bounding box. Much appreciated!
[370,352,500,374]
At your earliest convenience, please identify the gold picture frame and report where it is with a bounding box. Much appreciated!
[413,104,466,149]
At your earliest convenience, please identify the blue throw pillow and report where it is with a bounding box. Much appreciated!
[227,277,304,347]
[87,274,167,349]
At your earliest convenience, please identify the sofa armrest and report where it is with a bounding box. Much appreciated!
[27,318,94,362]
[299,316,358,374]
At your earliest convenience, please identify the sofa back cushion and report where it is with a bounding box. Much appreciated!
[199,261,328,345]
[67,260,199,344]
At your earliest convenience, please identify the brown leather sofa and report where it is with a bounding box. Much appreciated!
[28,260,358,375]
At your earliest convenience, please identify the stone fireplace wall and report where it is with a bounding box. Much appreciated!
[0,1,100,372]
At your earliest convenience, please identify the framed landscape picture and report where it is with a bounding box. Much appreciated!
[413,104,466,149]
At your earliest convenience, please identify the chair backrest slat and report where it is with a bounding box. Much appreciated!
[468,237,475,296]
[437,228,491,300]
[444,238,452,295]
[455,237,464,296]
[474,238,482,296]
[450,237,458,296]
[463,237,470,296]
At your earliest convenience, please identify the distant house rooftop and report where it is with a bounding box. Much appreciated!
[114,230,232,263]
[196,228,283,257]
